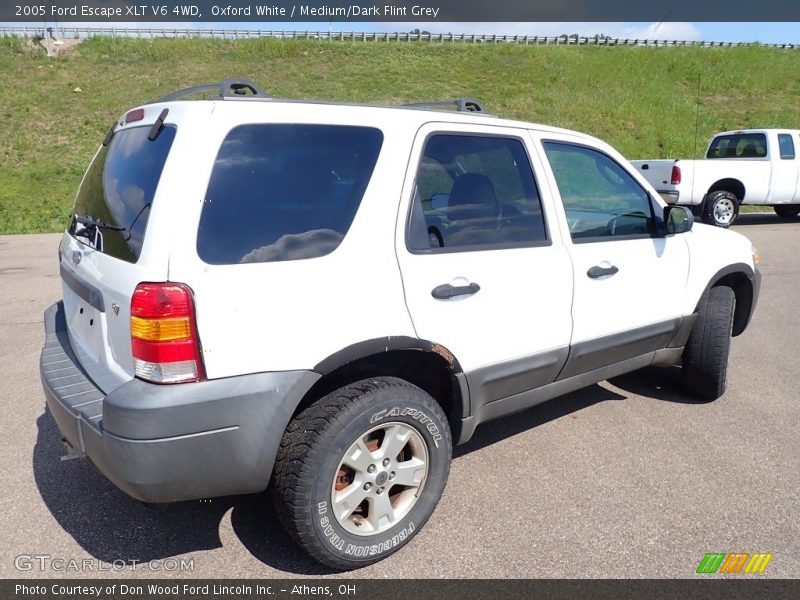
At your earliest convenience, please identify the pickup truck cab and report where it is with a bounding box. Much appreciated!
[631,129,800,227]
[40,80,760,569]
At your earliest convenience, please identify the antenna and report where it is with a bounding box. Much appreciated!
[690,72,702,209]
[693,72,701,159]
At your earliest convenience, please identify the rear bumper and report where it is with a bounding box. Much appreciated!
[40,301,319,503]
[656,190,680,205]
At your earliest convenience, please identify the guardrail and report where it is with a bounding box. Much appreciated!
[1,26,798,49]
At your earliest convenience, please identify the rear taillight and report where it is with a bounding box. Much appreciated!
[130,282,205,384]
[670,165,682,185]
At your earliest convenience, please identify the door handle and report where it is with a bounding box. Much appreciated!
[431,282,481,299]
[587,265,619,279]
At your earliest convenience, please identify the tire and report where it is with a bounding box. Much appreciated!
[702,191,740,228]
[682,286,736,400]
[271,377,452,570]
[774,204,800,219]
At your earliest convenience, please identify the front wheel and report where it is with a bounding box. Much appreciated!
[702,191,740,227]
[774,204,800,219]
[271,377,452,569]
[682,286,736,400]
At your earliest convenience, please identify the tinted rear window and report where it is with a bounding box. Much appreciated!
[706,133,767,159]
[68,125,176,263]
[197,124,383,264]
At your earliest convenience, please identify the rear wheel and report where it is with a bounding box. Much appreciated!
[271,377,452,569]
[682,287,736,400]
[702,191,740,228]
[774,204,800,219]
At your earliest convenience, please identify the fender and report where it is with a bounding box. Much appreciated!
[313,337,471,435]
[697,262,760,336]
[313,336,465,375]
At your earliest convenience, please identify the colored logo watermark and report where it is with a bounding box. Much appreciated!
[696,552,773,574]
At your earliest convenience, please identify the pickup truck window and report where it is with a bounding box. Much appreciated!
[543,141,653,242]
[706,133,767,159]
[408,134,547,251]
[778,134,796,160]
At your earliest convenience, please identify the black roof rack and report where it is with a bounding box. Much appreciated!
[154,78,269,103]
[403,98,486,113]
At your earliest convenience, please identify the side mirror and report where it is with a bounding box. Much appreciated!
[664,205,694,235]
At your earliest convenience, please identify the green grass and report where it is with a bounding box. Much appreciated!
[1,37,799,233]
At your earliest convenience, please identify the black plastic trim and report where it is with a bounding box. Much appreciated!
[147,108,169,141]
[102,122,116,147]
[59,264,105,312]
[153,78,269,103]
[467,347,570,409]
[408,238,554,255]
[432,282,481,299]
[702,262,759,336]
[557,318,682,381]
[313,337,464,376]
[571,232,659,245]
[666,314,697,348]
[477,352,656,426]
[403,98,485,113]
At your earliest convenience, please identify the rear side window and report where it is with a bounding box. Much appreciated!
[778,134,795,159]
[197,125,383,264]
[407,134,547,252]
[69,125,176,263]
[706,133,767,159]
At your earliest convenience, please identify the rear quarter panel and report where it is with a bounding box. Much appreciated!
[164,103,420,379]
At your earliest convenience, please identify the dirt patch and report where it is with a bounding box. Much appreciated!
[37,37,82,57]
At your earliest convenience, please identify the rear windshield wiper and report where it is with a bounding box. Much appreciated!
[73,214,126,232]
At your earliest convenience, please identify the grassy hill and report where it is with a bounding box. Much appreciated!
[1,36,799,233]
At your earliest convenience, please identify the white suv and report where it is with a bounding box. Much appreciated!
[40,79,760,569]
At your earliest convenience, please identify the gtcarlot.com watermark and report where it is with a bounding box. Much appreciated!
[14,554,194,572]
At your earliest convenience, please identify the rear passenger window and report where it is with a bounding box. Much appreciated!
[407,134,547,252]
[543,141,654,242]
[197,125,382,264]
[706,133,767,159]
[778,134,795,159]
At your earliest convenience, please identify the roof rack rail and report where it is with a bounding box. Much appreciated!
[154,78,269,103]
[403,98,486,113]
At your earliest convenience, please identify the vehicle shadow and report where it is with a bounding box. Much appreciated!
[609,365,714,404]
[455,366,706,458]
[33,366,702,575]
[453,383,624,458]
[32,409,334,575]
[733,212,798,227]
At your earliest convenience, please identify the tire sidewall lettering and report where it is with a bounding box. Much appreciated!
[369,406,443,448]
[310,397,449,562]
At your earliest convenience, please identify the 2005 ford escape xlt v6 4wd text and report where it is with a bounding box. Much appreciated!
[40,79,760,569]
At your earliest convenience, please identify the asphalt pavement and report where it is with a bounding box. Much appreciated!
[1,213,798,578]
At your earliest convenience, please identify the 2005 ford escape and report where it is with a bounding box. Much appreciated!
[40,79,760,569]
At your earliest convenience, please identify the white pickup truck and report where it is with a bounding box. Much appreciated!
[631,129,800,227]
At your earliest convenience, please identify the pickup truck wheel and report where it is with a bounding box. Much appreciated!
[271,377,452,570]
[774,204,800,219]
[682,286,736,400]
[702,191,739,227]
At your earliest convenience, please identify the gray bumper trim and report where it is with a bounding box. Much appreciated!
[40,301,320,503]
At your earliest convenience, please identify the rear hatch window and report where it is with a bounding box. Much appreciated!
[197,124,383,264]
[68,125,177,262]
[706,133,767,159]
